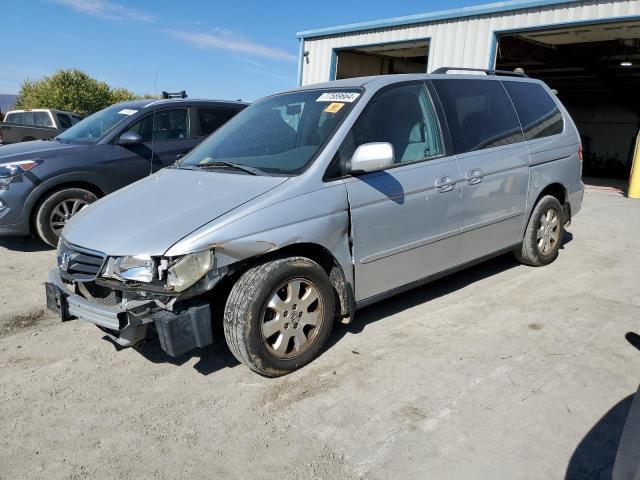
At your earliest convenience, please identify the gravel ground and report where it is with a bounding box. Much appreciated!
[0,189,639,479]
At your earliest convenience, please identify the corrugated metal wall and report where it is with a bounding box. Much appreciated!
[300,0,640,85]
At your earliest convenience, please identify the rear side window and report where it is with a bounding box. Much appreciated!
[34,112,54,127]
[432,79,523,154]
[57,113,72,128]
[198,108,239,136]
[5,112,22,124]
[22,112,35,126]
[503,82,564,140]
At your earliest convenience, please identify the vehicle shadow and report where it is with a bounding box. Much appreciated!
[565,394,635,480]
[565,332,640,480]
[325,251,520,349]
[104,328,240,376]
[0,236,52,252]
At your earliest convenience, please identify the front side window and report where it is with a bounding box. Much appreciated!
[125,108,190,142]
[503,81,564,140]
[180,89,362,175]
[198,108,239,136]
[432,79,524,154]
[337,83,444,174]
[57,105,139,144]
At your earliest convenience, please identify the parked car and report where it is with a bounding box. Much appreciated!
[0,98,248,245]
[45,69,584,377]
[0,109,82,145]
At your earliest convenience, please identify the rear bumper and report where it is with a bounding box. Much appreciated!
[45,268,213,356]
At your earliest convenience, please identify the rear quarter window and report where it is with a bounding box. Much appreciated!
[502,81,564,140]
[197,108,240,136]
[432,79,524,154]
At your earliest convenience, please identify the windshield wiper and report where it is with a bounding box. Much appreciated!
[196,161,262,176]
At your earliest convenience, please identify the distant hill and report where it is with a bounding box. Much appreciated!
[0,94,17,114]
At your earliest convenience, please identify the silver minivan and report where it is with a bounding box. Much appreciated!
[45,69,584,377]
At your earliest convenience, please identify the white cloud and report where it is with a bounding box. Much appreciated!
[50,0,154,22]
[167,29,297,62]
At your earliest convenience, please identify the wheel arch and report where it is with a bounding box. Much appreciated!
[27,179,106,232]
[212,242,354,321]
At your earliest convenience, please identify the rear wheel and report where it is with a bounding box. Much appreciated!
[223,256,335,377]
[35,188,97,246]
[515,195,564,267]
[21,137,36,142]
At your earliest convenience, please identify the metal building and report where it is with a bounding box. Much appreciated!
[296,0,640,182]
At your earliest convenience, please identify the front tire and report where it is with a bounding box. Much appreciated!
[223,256,335,377]
[515,195,564,267]
[34,188,97,247]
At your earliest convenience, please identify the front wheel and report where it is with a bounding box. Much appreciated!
[223,256,335,377]
[34,187,97,247]
[515,195,565,267]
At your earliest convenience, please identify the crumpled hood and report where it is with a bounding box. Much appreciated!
[0,139,87,163]
[63,167,288,256]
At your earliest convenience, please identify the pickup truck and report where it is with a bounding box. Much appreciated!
[0,109,82,145]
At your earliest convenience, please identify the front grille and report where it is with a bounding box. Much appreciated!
[58,240,106,282]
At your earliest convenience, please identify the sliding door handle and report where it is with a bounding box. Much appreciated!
[465,168,484,185]
[435,175,456,192]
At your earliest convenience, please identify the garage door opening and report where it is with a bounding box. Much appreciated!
[495,20,640,187]
[335,40,429,80]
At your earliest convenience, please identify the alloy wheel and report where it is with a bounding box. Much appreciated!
[261,278,324,358]
[537,208,561,256]
[49,198,89,234]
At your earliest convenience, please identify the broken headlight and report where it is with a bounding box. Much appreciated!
[166,250,214,292]
[104,255,156,283]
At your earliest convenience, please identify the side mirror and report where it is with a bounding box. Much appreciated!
[349,142,394,174]
[117,131,143,146]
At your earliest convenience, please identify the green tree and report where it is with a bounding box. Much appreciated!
[14,69,139,117]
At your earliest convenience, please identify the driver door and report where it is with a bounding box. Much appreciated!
[341,82,462,302]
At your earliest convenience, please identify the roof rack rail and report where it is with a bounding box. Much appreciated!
[431,67,528,78]
[161,90,188,99]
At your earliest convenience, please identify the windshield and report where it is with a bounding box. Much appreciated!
[179,89,362,175]
[56,104,139,144]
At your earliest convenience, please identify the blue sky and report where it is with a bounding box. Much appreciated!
[2,0,482,101]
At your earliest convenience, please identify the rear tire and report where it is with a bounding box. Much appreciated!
[515,195,564,267]
[21,137,36,142]
[35,188,97,247]
[223,256,335,377]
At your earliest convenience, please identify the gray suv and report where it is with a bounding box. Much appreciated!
[0,98,247,245]
[45,70,584,377]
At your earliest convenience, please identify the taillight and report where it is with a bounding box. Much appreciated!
[578,144,583,162]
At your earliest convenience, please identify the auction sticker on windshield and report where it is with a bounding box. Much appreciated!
[316,92,360,102]
[118,109,138,115]
[324,103,345,114]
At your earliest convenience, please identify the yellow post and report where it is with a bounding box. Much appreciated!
[629,132,640,199]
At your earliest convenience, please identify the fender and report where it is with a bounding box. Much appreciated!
[22,171,110,220]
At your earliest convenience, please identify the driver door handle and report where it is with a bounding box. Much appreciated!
[435,175,456,193]
[465,168,484,185]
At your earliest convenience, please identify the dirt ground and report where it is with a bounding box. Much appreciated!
[1,189,639,480]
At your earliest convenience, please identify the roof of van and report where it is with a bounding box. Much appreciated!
[292,72,541,92]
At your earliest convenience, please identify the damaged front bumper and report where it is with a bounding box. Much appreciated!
[45,268,213,357]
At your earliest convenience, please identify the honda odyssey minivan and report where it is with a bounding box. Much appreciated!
[45,69,584,377]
